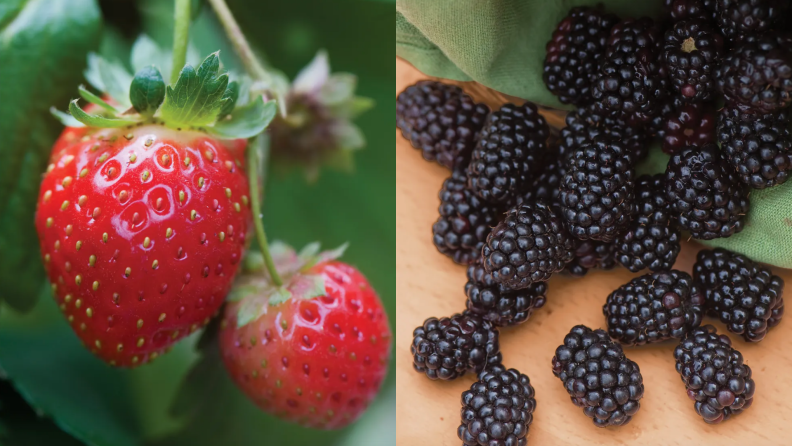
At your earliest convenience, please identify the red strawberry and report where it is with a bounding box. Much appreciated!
[219,244,392,429]
[35,124,252,367]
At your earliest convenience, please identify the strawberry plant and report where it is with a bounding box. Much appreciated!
[0,0,393,444]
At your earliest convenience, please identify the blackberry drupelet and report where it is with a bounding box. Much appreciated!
[661,103,716,154]
[433,169,503,265]
[467,103,550,204]
[665,0,718,22]
[458,364,536,446]
[564,240,618,277]
[465,263,548,327]
[663,19,723,102]
[604,270,705,346]
[559,103,648,163]
[717,33,792,113]
[717,106,792,189]
[673,325,755,423]
[396,80,490,169]
[694,248,785,342]
[511,159,565,208]
[647,95,685,139]
[615,174,681,272]
[559,136,636,242]
[411,312,501,381]
[716,0,788,42]
[551,325,644,427]
[592,18,668,124]
[665,144,750,240]
[543,6,619,106]
[482,202,574,290]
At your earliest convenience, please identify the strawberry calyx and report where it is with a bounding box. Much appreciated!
[51,36,275,140]
[229,242,348,327]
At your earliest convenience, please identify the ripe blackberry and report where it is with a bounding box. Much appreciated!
[592,18,668,124]
[564,240,618,277]
[551,325,644,427]
[467,103,550,204]
[511,159,565,208]
[559,103,648,163]
[717,106,792,189]
[396,80,490,169]
[433,169,503,265]
[716,0,788,42]
[663,19,723,102]
[543,6,619,106]
[465,263,548,327]
[661,103,716,154]
[665,0,718,22]
[717,33,792,113]
[615,174,681,272]
[673,325,755,423]
[665,144,750,240]
[694,248,785,342]
[647,95,685,139]
[411,312,501,381]
[604,270,705,346]
[458,364,536,446]
[559,136,636,242]
[482,202,574,290]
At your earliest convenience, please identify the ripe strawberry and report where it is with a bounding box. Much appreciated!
[219,244,392,429]
[35,124,252,367]
[37,52,275,366]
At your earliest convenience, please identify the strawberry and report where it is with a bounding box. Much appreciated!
[219,243,392,429]
[37,51,276,367]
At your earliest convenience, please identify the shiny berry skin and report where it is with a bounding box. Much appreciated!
[220,261,392,429]
[35,125,251,367]
[661,103,716,154]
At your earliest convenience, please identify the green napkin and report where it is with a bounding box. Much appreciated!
[396,0,792,269]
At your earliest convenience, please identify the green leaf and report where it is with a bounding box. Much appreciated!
[160,52,229,126]
[319,73,357,105]
[0,0,100,311]
[331,96,375,120]
[84,53,133,108]
[131,34,171,81]
[78,85,118,113]
[208,97,276,140]
[129,66,165,117]
[289,274,326,300]
[292,50,329,94]
[68,100,139,128]
[266,287,292,307]
[217,81,239,120]
[226,283,262,303]
[236,293,268,327]
[49,107,84,128]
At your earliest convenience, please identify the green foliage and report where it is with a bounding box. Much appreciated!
[130,66,166,117]
[0,0,101,311]
[208,97,276,139]
[160,52,229,126]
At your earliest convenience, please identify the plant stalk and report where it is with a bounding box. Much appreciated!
[171,0,191,84]
[246,134,282,286]
[206,0,270,83]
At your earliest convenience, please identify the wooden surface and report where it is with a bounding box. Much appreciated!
[395,57,792,445]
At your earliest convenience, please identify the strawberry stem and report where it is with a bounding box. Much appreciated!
[171,0,191,84]
[246,134,283,286]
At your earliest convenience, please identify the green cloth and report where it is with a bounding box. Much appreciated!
[396,0,792,269]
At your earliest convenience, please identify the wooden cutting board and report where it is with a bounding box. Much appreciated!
[395,57,792,445]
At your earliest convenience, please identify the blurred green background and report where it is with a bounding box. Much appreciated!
[0,0,395,445]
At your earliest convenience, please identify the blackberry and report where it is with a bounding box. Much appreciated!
[661,103,716,154]
[665,144,750,240]
[665,0,718,22]
[433,169,503,265]
[559,136,636,242]
[543,6,619,106]
[647,95,685,139]
[559,103,648,163]
[564,240,618,277]
[592,18,668,124]
[411,312,501,381]
[396,80,490,169]
[694,248,785,342]
[716,0,788,42]
[551,325,644,427]
[717,33,792,113]
[663,19,723,102]
[511,159,565,208]
[615,174,681,272]
[717,106,792,189]
[673,325,755,423]
[467,103,550,204]
[458,364,536,446]
[482,202,574,290]
[604,270,705,346]
[465,263,548,327]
